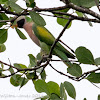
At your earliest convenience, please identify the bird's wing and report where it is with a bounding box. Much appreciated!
[32,23,55,45]
[32,23,75,58]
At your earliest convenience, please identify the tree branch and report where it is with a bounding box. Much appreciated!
[0,71,18,78]
[48,18,72,58]
[68,3,100,20]
[0,60,48,72]
[49,63,76,80]
[52,11,100,23]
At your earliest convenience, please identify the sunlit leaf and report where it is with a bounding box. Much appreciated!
[64,81,76,99]
[75,46,95,64]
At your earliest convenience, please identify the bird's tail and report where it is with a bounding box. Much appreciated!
[53,48,73,67]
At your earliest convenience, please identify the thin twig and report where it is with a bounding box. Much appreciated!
[52,11,100,23]
[0,71,18,78]
[39,12,100,23]
[68,3,100,20]
[49,63,76,80]
[34,5,68,12]
[48,18,72,58]
[59,40,75,53]
[50,59,78,62]
[0,60,48,72]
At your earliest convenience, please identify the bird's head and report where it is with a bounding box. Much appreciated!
[11,16,26,28]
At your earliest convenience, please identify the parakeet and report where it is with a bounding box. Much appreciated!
[11,16,75,67]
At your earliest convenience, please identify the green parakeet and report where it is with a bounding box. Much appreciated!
[12,16,75,67]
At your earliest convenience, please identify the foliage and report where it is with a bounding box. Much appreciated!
[0,0,100,100]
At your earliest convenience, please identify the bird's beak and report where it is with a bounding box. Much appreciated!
[10,23,18,29]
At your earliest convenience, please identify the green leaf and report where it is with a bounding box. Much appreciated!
[76,11,83,17]
[41,70,46,80]
[83,14,93,27]
[26,72,35,79]
[83,98,87,100]
[36,53,42,60]
[9,0,18,2]
[47,81,60,96]
[29,11,46,26]
[95,57,100,65]
[2,0,8,2]
[14,63,27,69]
[25,16,32,22]
[0,44,6,52]
[60,83,67,100]
[70,0,99,8]
[75,46,95,64]
[87,73,100,83]
[0,22,7,28]
[0,63,4,69]
[15,28,27,40]
[40,42,50,54]
[8,67,14,74]
[0,29,7,44]
[50,94,61,100]
[98,94,100,100]
[37,95,49,100]
[26,0,35,8]
[8,1,23,13]
[34,79,50,95]
[20,77,28,89]
[0,0,8,3]
[60,83,64,99]
[64,81,76,99]
[0,13,9,20]
[57,16,72,28]
[28,54,36,67]
[10,74,21,87]
[56,8,71,28]
[67,63,82,77]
